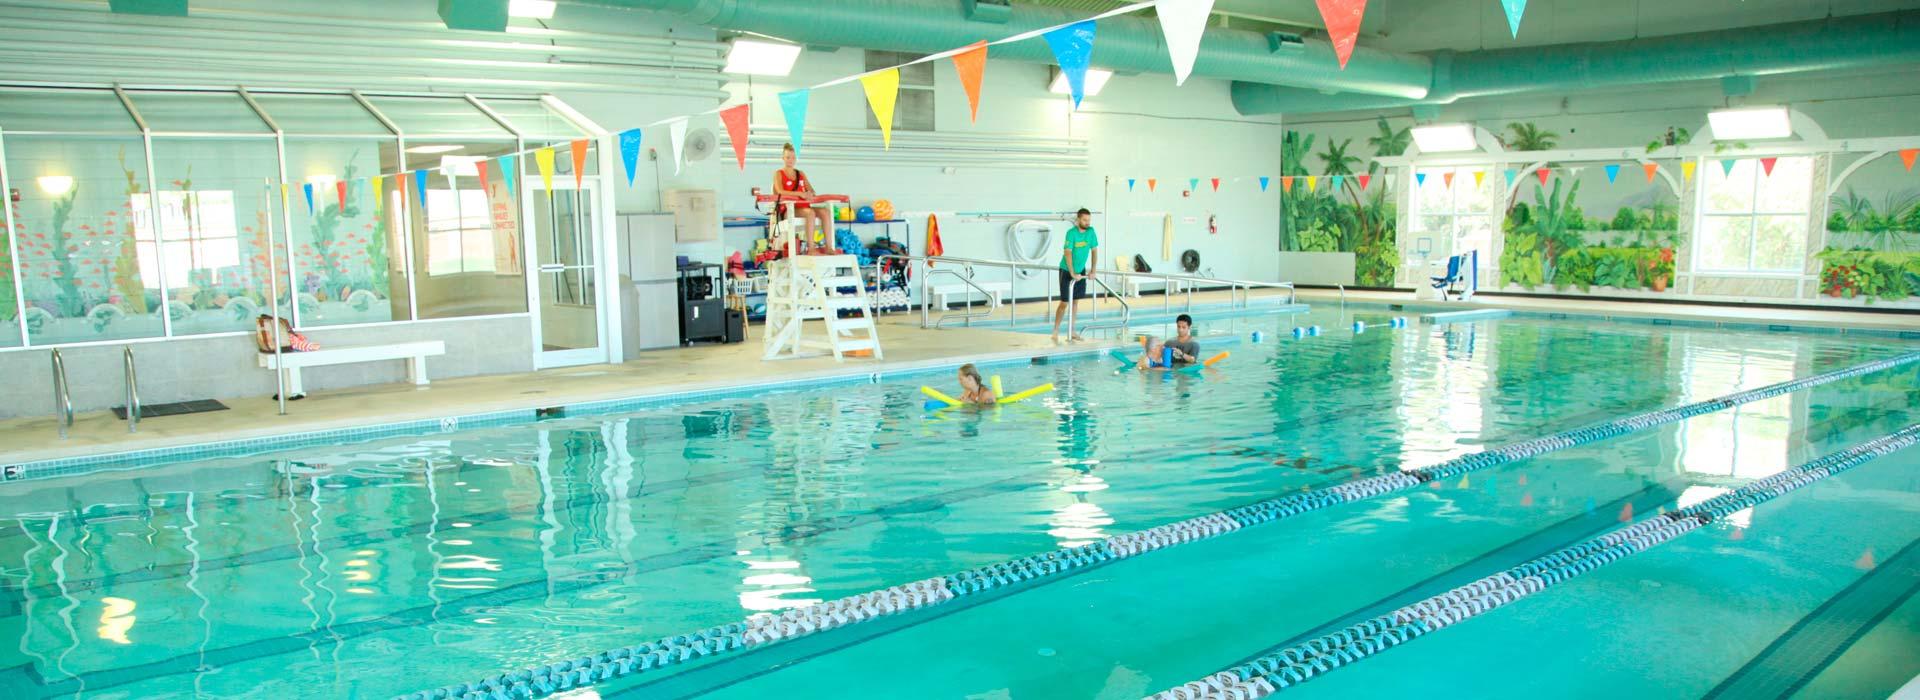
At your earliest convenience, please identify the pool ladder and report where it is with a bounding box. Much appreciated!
[124,347,140,433]
[47,347,140,439]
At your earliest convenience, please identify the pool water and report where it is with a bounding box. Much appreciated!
[0,309,1915,699]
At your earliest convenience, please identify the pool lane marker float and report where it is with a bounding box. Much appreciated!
[402,352,1920,700]
[1148,423,1920,700]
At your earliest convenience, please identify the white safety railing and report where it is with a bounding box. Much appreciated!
[876,254,1297,334]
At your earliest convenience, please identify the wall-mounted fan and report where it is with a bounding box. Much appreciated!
[684,128,717,162]
[1180,249,1201,273]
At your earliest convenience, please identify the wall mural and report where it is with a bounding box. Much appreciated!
[1818,153,1920,303]
[1280,118,1405,288]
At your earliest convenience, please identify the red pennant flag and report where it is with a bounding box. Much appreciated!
[1442,172,1455,188]
[1313,0,1368,70]
[952,41,988,123]
[1535,168,1549,185]
[1147,178,1158,192]
[1760,157,1778,176]
[1356,174,1371,190]
[476,159,492,194]
[1901,148,1918,171]
[1210,178,1220,191]
[1643,163,1658,182]
[719,103,752,171]
[570,139,589,187]
[336,180,348,211]
[1281,176,1295,193]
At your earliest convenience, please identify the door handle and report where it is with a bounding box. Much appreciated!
[539,264,567,273]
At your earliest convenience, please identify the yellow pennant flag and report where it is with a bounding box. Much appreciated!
[279,183,289,208]
[535,148,556,199]
[1306,175,1318,192]
[1473,170,1486,187]
[860,68,901,149]
[1681,161,1697,182]
[371,175,385,214]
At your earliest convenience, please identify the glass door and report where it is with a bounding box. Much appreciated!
[526,180,606,368]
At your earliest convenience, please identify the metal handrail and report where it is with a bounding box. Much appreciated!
[124,346,140,433]
[914,253,1298,306]
[1076,274,1130,337]
[926,264,1001,329]
[51,349,72,439]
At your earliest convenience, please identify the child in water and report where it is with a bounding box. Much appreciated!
[956,363,998,406]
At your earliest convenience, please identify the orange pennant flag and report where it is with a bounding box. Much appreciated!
[336,180,348,211]
[719,103,751,171]
[1281,176,1295,193]
[1147,178,1158,192]
[475,159,491,195]
[1643,162,1658,182]
[1902,148,1918,171]
[570,139,589,187]
[952,41,989,123]
[1442,172,1455,188]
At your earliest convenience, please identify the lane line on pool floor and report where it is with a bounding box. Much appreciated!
[1147,424,1920,700]
[399,352,1920,700]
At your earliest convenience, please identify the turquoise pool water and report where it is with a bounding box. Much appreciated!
[0,308,1916,699]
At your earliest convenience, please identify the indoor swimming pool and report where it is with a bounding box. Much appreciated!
[1,308,1916,700]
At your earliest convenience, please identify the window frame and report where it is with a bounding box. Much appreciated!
[1408,166,1499,265]
[1692,156,1813,276]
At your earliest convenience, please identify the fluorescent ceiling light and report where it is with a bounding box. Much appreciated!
[509,0,556,19]
[36,175,73,196]
[441,155,483,177]
[1411,124,1478,153]
[406,144,466,155]
[305,174,338,186]
[1709,107,1792,140]
[724,39,803,76]
[1049,68,1113,97]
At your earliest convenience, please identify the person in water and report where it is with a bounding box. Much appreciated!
[772,142,838,255]
[1136,336,1171,370]
[956,363,998,405]
[1165,314,1201,365]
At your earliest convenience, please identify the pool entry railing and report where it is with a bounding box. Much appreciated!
[921,261,1002,329]
[50,349,72,439]
[124,346,141,434]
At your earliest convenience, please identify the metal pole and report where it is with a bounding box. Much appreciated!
[1007,263,1016,327]
[124,346,139,433]
[267,181,287,415]
[919,258,929,329]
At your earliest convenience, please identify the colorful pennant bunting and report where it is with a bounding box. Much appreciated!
[1681,161,1696,182]
[1330,175,1343,190]
[1148,178,1158,191]
[570,139,589,187]
[1415,172,1426,186]
[1536,168,1550,185]
[1259,176,1270,191]
[476,159,491,195]
[1357,173,1371,190]
[371,175,385,213]
[412,169,428,207]
[302,183,314,216]
[1281,176,1294,193]
[336,180,347,211]
[719,104,751,171]
[1902,148,1919,171]
[1500,0,1528,38]
[953,41,989,122]
[1504,169,1517,186]
[1760,157,1778,176]
[1306,176,1318,192]
[668,119,687,174]
[1604,163,1620,182]
[1044,20,1098,108]
[1642,163,1657,183]
[1189,178,1200,192]
[861,69,902,149]
[778,90,811,154]
[1157,0,1215,86]
[1442,172,1455,188]
[393,172,406,208]
[1210,177,1220,191]
[1471,171,1484,187]
[618,129,643,186]
[536,147,556,195]
[1720,159,1737,176]
[1128,178,1136,191]
[1313,0,1368,69]
[500,154,518,197]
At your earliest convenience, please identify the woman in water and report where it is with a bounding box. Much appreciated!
[956,363,998,406]
[772,142,838,255]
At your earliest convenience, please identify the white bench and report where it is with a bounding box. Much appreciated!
[257,340,446,397]
[933,281,1010,308]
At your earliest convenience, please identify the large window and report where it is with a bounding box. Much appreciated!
[1411,166,1497,263]
[1697,157,1812,273]
[423,189,495,275]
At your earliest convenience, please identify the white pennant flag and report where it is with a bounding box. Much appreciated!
[1157,0,1215,86]
[669,118,688,175]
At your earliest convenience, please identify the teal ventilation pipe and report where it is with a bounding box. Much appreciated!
[575,0,1434,98]
[1232,9,1920,115]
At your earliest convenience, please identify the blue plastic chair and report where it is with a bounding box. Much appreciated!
[1430,254,1463,293]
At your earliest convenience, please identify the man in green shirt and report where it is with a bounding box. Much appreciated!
[1052,208,1098,342]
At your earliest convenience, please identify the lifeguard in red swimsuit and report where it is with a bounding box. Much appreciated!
[772,142,839,255]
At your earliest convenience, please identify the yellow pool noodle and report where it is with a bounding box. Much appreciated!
[1202,351,1229,367]
[998,383,1055,404]
[991,375,1004,398]
[920,386,963,407]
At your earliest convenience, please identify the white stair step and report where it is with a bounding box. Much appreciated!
[816,276,864,287]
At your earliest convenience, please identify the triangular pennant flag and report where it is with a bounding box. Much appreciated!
[535,147,556,198]
[1500,0,1527,37]
[1259,176,1270,191]
[778,90,810,154]
[412,168,428,207]
[1281,176,1294,193]
[279,182,289,210]
[1356,174,1371,190]
[1157,0,1215,86]
[1720,159,1737,176]
[1185,177,1197,192]
[1313,0,1368,69]
[475,159,491,195]
[1504,169,1517,185]
[719,103,751,171]
[500,154,518,197]
[952,41,988,123]
[1128,178,1136,191]
[445,171,458,198]
[1442,172,1455,188]
[861,69,902,148]
[619,129,643,186]
[1643,163,1658,182]
[1330,175,1343,190]
[1306,176,1318,192]
[1760,157,1778,176]
[371,175,385,214]
[1210,177,1220,192]
[1604,163,1620,182]
[1901,148,1918,171]
[1415,172,1426,186]
[1043,20,1098,108]
[668,120,687,174]
[1681,161,1697,182]
[1148,178,1158,191]
[569,139,589,187]
[336,180,348,211]
[1472,171,1485,187]
[392,172,405,208]
[1568,166,1585,178]
[1536,168,1551,185]
[302,183,314,216]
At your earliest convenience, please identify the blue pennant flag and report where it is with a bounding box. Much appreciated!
[619,129,643,187]
[1604,163,1620,182]
[302,183,314,216]
[1259,176,1270,192]
[1128,178,1136,191]
[779,89,811,154]
[1504,169,1518,185]
[1189,177,1199,192]
[500,154,518,197]
[1501,0,1528,37]
[1415,172,1427,186]
[1720,159,1738,176]
[1043,20,1098,108]
[413,169,429,208]
[1330,175,1344,190]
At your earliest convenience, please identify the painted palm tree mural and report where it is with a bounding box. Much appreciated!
[1281,118,1403,287]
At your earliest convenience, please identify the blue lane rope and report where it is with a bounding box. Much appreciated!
[1148,424,1920,700]
[400,353,1920,700]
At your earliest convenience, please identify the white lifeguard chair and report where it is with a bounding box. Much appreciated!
[756,191,883,362]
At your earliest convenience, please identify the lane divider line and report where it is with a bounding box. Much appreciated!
[1149,424,1920,700]
[400,352,1920,700]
